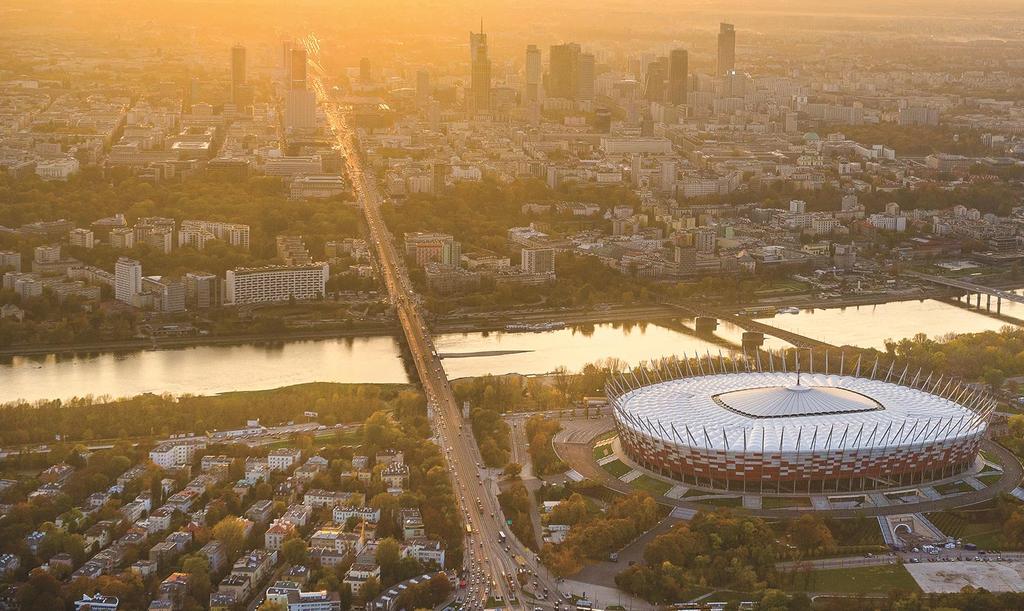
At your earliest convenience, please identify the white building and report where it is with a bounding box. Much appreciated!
[114,257,142,304]
[268,448,302,472]
[69,228,96,249]
[179,220,251,250]
[35,157,80,181]
[149,438,207,468]
[225,263,329,305]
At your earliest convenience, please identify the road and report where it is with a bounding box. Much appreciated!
[310,73,561,610]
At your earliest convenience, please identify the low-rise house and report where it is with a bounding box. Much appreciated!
[375,449,404,466]
[381,463,409,490]
[130,560,158,579]
[333,505,380,525]
[264,519,297,551]
[304,489,362,508]
[268,448,302,472]
[343,561,381,596]
[282,503,313,528]
[164,489,201,512]
[400,509,425,539]
[404,539,445,568]
[74,593,120,610]
[245,499,275,524]
[0,554,20,576]
[200,539,227,573]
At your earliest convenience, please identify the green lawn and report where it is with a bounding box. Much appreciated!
[797,564,921,594]
[700,496,743,508]
[935,480,974,495]
[631,474,672,497]
[926,503,1008,549]
[601,459,631,478]
[977,473,1003,486]
[593,444,614,461]
[762,496,812,509]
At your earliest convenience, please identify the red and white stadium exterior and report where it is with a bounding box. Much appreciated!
[608,351,995,493]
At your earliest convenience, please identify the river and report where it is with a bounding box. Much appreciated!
[1,297,1020,403]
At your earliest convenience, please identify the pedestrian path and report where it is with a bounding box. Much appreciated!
[621,469,642,483]
[915,513,947,540]
[664,484,689,499]
[963,476,985,491]
[878,516,897,547]
[669,506,698,520]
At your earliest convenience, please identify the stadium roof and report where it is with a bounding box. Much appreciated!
[614,371,983,452]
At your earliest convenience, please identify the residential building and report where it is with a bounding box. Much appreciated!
[114,257,142,305]
[225,263,329,305]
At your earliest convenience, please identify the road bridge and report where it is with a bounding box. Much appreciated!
[664,303,834,349]
[311,55,557,608]
[909,272,1024,314]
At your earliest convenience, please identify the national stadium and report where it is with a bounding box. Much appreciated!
[607,352,995,493]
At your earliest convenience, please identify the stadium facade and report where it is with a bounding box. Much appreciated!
[608,351,995,493]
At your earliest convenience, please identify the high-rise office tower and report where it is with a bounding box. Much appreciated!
[548,43,581,100]
[578,53,595,101]
[717,23,736,76]
[667,48,688,105]
[416,70,431,103]
[231,44,246,105]
[290,48,308,90]
[524,45,542,102]
[469,23,491,113]
[643,57,667,102]
[359,57,372,83]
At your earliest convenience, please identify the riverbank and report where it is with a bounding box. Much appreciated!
[0,324,400,359]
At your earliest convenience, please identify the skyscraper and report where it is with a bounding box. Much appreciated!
[290,48,308,90]
[548,43,581,100]
[578,53,595,101]
[667,48,688,105]
[416,70,431,103]
[524,45,542,103]
[643,57,667,102]
[717,23,736,76]
[231,44,246,106]
[469,22,491,113]
[359,57,372,84]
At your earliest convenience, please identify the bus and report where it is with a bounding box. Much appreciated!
[497,531,507,544]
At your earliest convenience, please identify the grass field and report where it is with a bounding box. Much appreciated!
[601,459,631,478]
[796,564,922,594]
[700,496,743,508]
[926,502,1007,549]
[762,496,812,509]
[631,474,672,497]
[593,444,614,461]
[935,480,973,495]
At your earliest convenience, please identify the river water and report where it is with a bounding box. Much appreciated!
[1,297,1020,403]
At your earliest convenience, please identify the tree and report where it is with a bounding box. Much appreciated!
[788,514,836,557]
[376,537,402,585]
[502,462,522,479]
[360,576,381,602]
[16,569,65,609]
[212,516,248,558]
[282,537,308,565]
[257,602,287,611]
[182,554,212,603]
